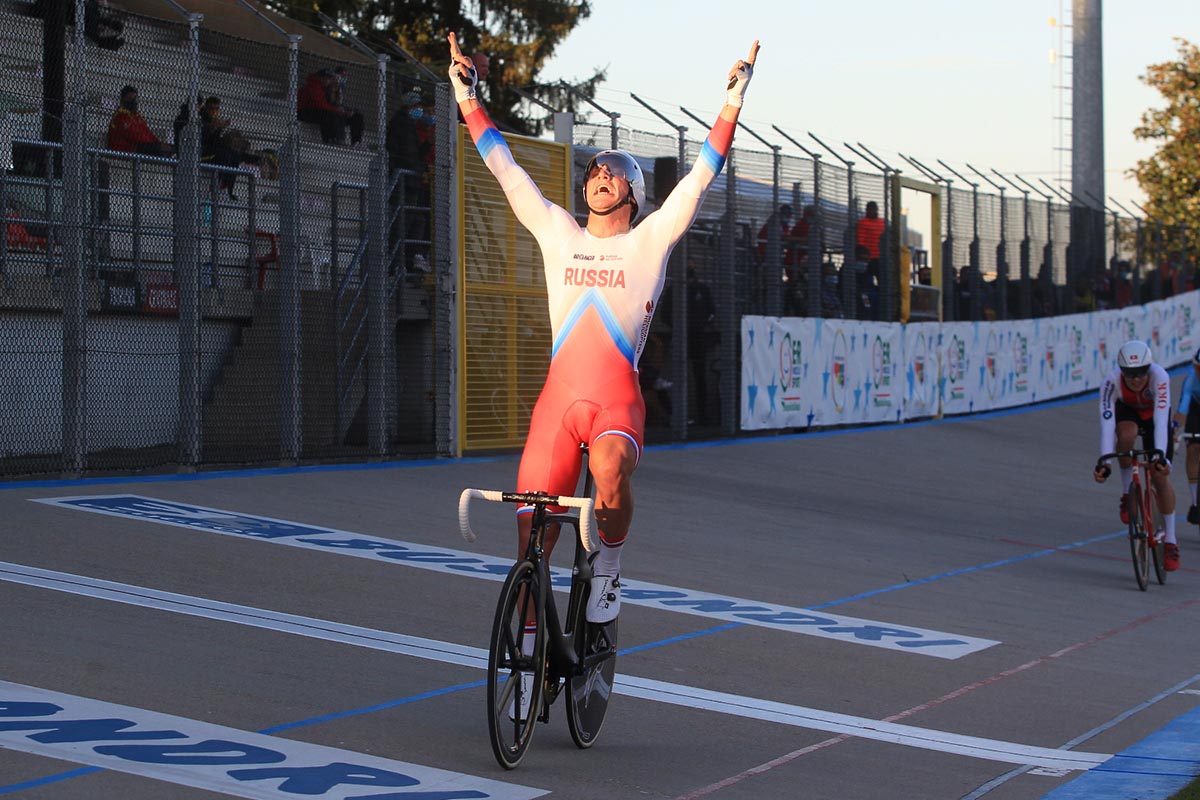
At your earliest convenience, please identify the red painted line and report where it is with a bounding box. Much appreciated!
[674,594,1200,799]
[1001,537,1200,574]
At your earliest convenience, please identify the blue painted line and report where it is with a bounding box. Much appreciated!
[0,767,100,794]
[6,363,1189,491]
[0,679,490,794]
[617,622,744,656]
[0,525,1135,794]
[1039,702,1200,798]
[259,678,487,734]
[809,531,1124,610]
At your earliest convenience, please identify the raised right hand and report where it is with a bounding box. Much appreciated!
[447,32,477,104]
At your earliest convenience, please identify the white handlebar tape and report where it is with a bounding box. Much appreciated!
[553,495,597,553]
[458,489,596,552]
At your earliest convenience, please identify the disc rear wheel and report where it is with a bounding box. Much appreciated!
[566,591,618,749]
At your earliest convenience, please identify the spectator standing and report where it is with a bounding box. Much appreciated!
[787,204,813,268]
[756,203,793,263]
[386,90,432,273]
[852,244,877,320]
[820,261,843,318]
[755,203,793,313]
[856,200,885,274]
[106,86,173,156]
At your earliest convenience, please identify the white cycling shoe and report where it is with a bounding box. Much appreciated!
[587,574,621,623]
[508,671,535,722]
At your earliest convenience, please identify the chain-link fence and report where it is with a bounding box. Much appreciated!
[2,0,1197,476]
[1,0,453,476]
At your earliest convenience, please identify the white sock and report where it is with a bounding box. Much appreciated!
[521,624,537,655]
[1120,468,1133,493]
[594,535,624,577]
[1164,513,1177,545]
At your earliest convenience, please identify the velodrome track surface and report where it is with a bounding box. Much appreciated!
[3,387,1200,799]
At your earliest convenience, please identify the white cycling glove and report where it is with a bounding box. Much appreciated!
[725,59,754,108]
[449,59,477,104]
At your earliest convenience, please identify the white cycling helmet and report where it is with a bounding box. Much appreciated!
[1117,340,1152,374]
[583,150,646,220]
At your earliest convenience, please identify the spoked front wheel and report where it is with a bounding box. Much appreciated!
[486,559,547,769]
[1128,489,1150,591]
[565,611,618,749]
[1150,499,1167,586]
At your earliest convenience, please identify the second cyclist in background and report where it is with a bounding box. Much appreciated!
[1172,347,1200,525]
[1094,340,1179,571]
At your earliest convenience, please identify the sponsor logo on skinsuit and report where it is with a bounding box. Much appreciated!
[564,267,626,288]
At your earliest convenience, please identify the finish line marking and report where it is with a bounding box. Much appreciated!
[0,560,1106,772]
[34,494,997,659]
[0,680,543,800]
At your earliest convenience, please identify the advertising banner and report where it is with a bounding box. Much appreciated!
[741,291,1200,432]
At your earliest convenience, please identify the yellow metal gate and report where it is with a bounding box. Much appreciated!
[457,125,573,452]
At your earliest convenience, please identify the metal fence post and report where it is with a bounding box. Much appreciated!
[175,13,203,468]
[433,81,456,457]
[279,34,303,463]
[366,52,389,455]
[942,182,956,321]
[61,103,87,475]
[720,149,738,435]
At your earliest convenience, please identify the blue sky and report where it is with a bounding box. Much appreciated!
[540,0,1199,212]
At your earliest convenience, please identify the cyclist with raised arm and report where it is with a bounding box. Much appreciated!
[1172,347,1200,524]
[1093,340,1179,570]
[448,32,758,625]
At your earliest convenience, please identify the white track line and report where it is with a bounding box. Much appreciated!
[0,560,1109,772]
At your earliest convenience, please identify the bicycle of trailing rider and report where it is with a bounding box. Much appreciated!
[1096,448,1167,591]
[459,445,619,769]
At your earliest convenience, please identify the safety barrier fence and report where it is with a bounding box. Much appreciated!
[742,291,1200,431]
[0,0,1194,476]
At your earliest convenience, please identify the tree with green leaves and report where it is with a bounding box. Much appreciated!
[1131,37,1200,265]
[266,0,604,135]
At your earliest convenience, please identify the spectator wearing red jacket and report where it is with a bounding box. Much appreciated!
[856,200,885,261]
[298,68,364,146]
[105,86,172,156]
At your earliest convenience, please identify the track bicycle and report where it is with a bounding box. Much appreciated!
[1096,448,1167,591]
[459,445,619,769]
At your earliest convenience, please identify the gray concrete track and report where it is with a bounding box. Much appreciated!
[2,391,1200,800]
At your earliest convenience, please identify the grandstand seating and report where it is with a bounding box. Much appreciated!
[0,0,375,291]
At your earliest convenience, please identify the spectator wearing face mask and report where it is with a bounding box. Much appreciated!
[386,90,432,273]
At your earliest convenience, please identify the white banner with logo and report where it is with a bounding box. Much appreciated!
[741,291,1200,431]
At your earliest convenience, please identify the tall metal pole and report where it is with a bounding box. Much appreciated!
[1071,0,1105,287]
